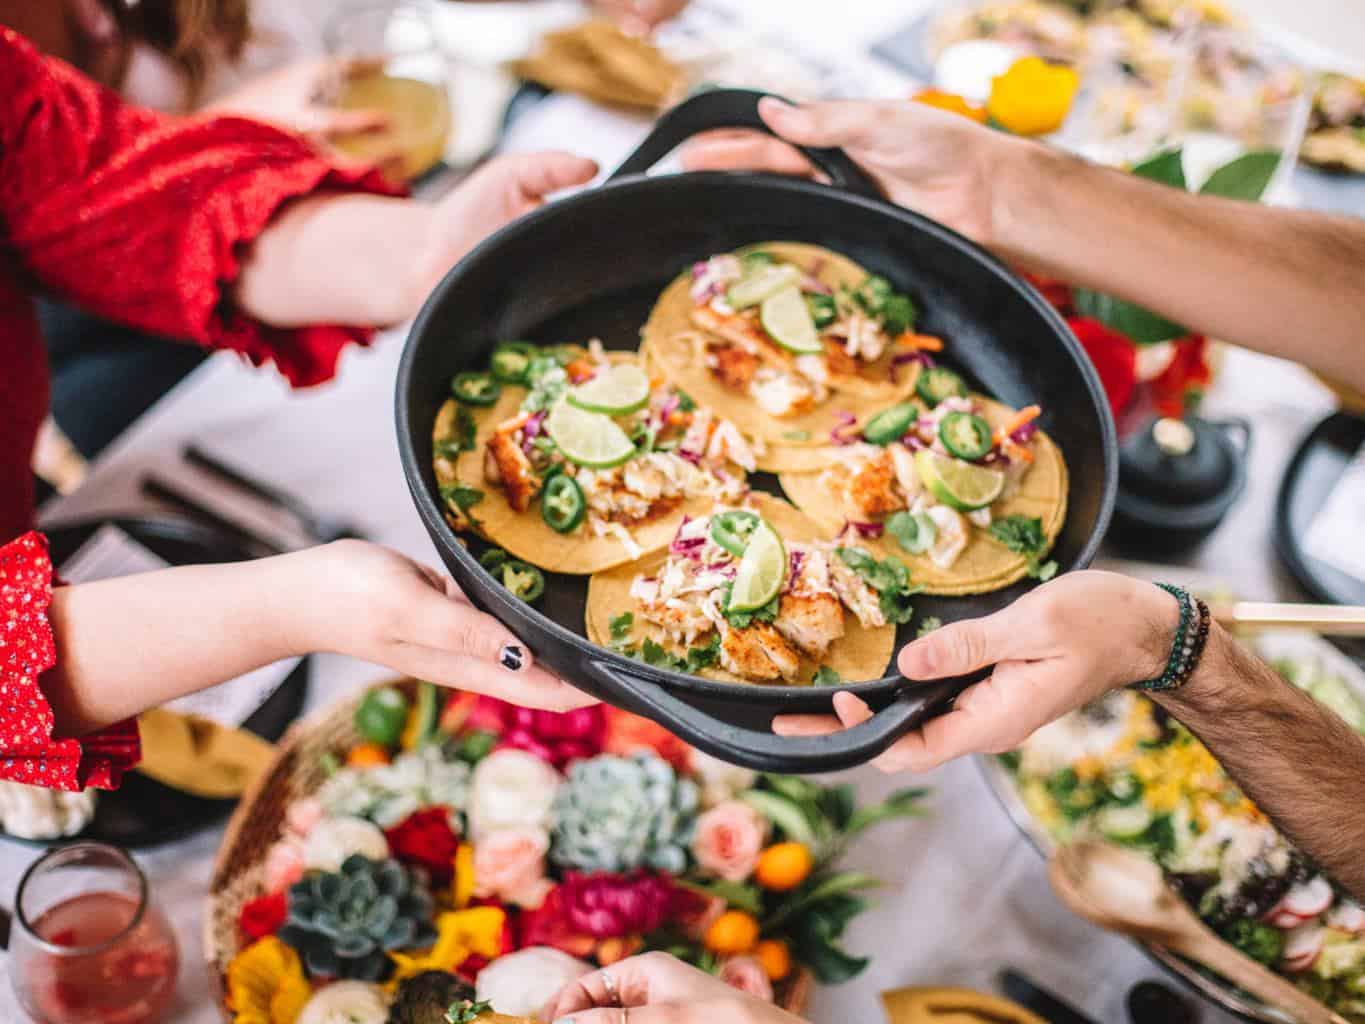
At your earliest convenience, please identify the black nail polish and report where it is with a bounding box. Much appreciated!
[499,644,524,671]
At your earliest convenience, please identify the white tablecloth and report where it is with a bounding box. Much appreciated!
[1,0,1349,1020]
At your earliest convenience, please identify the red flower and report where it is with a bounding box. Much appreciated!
[384,807,461,885]
[517,886,596,957]
[238,891,288,941]
[558,871,693,939]
[1067,316,1137,419]
[1150,335,1211,419]
[471,697,607,769]
[602,708,692,772]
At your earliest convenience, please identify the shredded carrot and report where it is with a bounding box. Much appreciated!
[668,411,691,426]
[995,404,1041,444]
[650,374,664,389]
[896,332,945,352]
[1004,441,1035,465]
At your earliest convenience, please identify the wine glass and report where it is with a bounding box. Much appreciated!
[10,843,179,1024]
[322,2,455,182]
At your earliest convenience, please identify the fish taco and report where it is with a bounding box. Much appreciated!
[639,242,941,471]
[779,384,1068,596]
[586,493,905,686]
[433,342,756,574]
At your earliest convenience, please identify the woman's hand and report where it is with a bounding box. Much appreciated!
[541,952,805,1024]
[774,572,1179,772]
[680,96,1032,249]
[236,150,598,329]
[295,540,593,712]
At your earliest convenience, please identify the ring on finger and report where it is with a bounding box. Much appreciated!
[599,968,621,1006]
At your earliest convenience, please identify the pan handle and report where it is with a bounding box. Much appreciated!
[586,657,979,773]
[608,87,883,200]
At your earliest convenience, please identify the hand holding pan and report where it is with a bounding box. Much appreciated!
[396,88,1116,773]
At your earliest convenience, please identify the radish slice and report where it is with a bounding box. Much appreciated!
[1281,923,1325,972]
[1285,877,1334,918]
[1270,910,1309,930]
[1328,901,1365,935]
[1262,895,1291,923]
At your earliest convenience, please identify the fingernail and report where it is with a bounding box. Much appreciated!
[499,644,525,671]
[553,1018,576,1024]
[758,96,794,117]
[902,638,934,675]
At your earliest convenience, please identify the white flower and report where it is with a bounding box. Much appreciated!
[475,947,592,1016]
[0,781,96,840]
[688,749,757,808]
[468,749,561,839]
[302,816,389,873]
[295,981,389,1024]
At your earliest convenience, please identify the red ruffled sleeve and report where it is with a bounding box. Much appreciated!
[0,533,140,791]
[0,27,402,386]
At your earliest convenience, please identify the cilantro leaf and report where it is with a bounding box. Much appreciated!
[723,588,780,630]
[915,616,943,638]
[987,515,1057,580]
[686,633,721,671]
[446,998,493,1024]
[835,547,920,625]
[675,389,697,413]
[640,637,680,668]
[440,484,485,527]
[812,666,841,686]
[609,612,635,648]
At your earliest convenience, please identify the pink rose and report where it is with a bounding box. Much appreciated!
[284,797,323,837]
[720,956,774,1002]
[692,800,767,882]
[263,838,306,894]
[473,826,552,907]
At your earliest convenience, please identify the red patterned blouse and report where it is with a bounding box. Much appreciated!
[0,27,394,790]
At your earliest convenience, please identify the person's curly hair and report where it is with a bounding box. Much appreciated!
[109,0,252,103]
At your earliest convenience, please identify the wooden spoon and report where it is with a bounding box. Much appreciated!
[1049,841,1347,1024]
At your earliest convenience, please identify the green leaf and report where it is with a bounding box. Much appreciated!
[1199,150,1280,201]
[686,634,721,672]
[915,616,943,638]
[677,878,763,915]
[764,871,880,931]
[795,940,868,984]
[811,666,841,686]
[609,612,634,648]
[741,791,816,846]
[1071,288,1186,346]
[446,998,493,1024]
[816,784,857,831]
[1130,148,1187,189]
[846,787,930,835]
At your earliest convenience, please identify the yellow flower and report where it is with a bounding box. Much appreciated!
[451,843,475,910]
[386,907,506,989]
[987,57,1080,136]
[911,88,988,123]
[226,937,313,1024]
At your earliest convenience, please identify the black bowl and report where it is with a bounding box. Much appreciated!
[396,89,1117,772]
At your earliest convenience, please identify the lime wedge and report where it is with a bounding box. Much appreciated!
[915,449,1005,511]
[567,363,651,415]
[546,399,636,468]
[728,518,787,613]
[760,285,823,355]
[727,264,801,310]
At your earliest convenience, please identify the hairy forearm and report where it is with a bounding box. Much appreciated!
[1152,626,1365,900]
[991,143,1365,392]
[233,193,432,328]
[44,553,317,737]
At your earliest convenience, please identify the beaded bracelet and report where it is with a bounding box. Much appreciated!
[1131,583,1212,693]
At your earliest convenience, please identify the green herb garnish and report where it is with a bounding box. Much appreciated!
[987,515,1058,580]
[812,666,841,686]
[609,612,635,650]
[440,484,485,527]
[835,547,920,625]
[445,998,492,1024]
[915,616,943,638]
[686,633,721,671]
[675,390,697,413]
[722,588,780,630]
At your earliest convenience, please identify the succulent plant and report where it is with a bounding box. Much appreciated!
[550,753,699,874]
[279,854,438,981]
[318,746,471,829]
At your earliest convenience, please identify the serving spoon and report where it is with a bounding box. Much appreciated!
[1049,840,1347,1024]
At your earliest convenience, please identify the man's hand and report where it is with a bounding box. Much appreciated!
[774,571,1178,772]
[682,96,1025,248]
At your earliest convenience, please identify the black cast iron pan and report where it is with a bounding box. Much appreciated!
[397,89,1117,773]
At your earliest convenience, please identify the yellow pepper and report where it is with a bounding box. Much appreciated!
[225,937,313,1024]
[911,88,988,123]
[386,906,506,989]
[986,57,1080,136]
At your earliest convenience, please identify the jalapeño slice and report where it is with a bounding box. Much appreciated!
[541,474,586,533]
[862,402,920,446]
[501,561,545,603]
[939,411,994,461]
[451,371,502,406]
[915,366,968,407]
[710,510,760,557]
[490,342,537,385]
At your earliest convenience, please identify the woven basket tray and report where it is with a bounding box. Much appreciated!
[205,679,811,1019]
